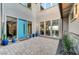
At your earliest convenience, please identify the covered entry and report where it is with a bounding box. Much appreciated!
[6,16,17,41]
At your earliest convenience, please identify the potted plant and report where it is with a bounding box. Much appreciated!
[1,35,9,45]
[29,34,32,38]
[36,32,39,37]
[32,33,35,37]
[12,36,16,43]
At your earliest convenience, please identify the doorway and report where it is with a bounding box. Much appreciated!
[45,21,51,36]
[18,19,27,39]
[6,16,17,41]
[40,22,44,35]
[28,21,32,35]
[52,20,59,37]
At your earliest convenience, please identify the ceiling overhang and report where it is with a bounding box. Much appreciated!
[59,3,74,18]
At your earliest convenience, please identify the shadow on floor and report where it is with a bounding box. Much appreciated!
[56,39,64,55]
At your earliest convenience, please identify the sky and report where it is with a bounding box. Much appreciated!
[41,3,56,9]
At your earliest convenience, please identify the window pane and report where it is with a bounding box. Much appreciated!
[52,20,59,37]
[45,21,51,36]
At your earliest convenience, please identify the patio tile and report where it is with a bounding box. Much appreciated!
[0,37,59,55]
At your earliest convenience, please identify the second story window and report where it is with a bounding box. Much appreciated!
[27,3,31,9]
[20,3,31,9]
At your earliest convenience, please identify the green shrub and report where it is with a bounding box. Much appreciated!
[3,34,7,40]
[63,35,73,53]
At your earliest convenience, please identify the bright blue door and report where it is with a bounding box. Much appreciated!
[18,19,27,39]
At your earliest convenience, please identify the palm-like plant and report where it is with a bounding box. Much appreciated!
[63,35,73,54]
[3,34,7,40]
[1,34,8,45]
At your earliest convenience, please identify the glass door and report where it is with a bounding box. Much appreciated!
[28,21,32,35]
[6,16,17,41]
[45,21,51,36]
[40,22,44,35]
[52,20,59,37]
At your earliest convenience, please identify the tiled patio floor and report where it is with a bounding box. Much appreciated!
[0,37,59,55]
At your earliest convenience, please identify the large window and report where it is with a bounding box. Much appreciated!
[20,3,31,9]
[40,20,59,38]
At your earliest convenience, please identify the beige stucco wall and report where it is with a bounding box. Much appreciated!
[69,18,79,34]
[37,4,61,21]
[3,3,32,21]
[31,4,40,34]
[2,3,34,35]
[63,17,69,35]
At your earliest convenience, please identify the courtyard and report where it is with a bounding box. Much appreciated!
[0,37,59,55]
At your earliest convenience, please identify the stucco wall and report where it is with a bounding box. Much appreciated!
[63,17,69,34]
[3,3,32,21]
[37,4,61,22]
[31,4,40,34]
[2,3,34,37]
[69,18,79,35]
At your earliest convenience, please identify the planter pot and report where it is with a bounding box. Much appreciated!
[36,33,38,36]
[32,34,35,37]
[29,35,31,38]
[1,39,9,45]
[12,39,16,43]
[33,34,36,37]
[34,34,36,37]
